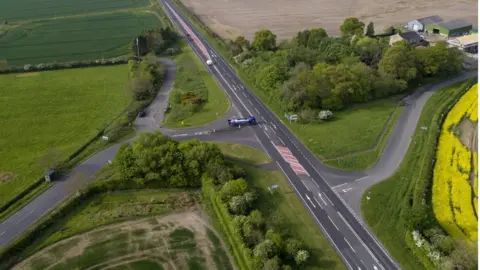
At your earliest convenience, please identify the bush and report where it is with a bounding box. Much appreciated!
[318,110,333,120]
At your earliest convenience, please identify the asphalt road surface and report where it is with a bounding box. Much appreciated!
[0,1,477,269]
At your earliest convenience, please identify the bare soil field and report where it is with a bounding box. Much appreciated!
[178,0,477,40]
[14,212,234,270]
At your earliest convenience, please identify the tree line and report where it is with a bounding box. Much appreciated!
[227,17,464,122]
[114,132,311,269]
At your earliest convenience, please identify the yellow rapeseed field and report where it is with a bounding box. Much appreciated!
[432,84,478,242]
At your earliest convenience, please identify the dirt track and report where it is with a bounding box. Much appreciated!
[179,0,477,40]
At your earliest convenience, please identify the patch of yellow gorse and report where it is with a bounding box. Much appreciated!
[433,84,478,242]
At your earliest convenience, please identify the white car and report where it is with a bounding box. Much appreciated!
[206,59,213,66]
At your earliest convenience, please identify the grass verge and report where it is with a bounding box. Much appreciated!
[361,79,476,269]
[323,106,404,170]
[162,41,230,128]
[213,142,271,165]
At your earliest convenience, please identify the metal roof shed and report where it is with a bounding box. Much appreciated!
[407,15,443,31]
[425,19,472,37]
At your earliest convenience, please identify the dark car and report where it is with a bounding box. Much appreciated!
[138,110,147,118]
[164,103,171,113]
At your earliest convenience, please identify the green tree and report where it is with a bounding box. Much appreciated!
[340,17,365,37]
[249,209,264,229]
[263,256,281,270]
[266,229,284,250]
[220,178,249,202]
[366,22,375,37]
[284,238,302,258]
[353,36,385,67]
[378,41,417,82]
[295,250,309,265]
[253,239,277,260]
[296,28,328,49]
[252,29,277,51]
[234,36,250,51]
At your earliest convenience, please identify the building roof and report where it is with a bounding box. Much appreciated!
[417,15,443,25]
[455,33,478,46]
[399,31,422,41]
[437,19,472,30]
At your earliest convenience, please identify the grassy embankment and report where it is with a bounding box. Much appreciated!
[361,79,476,269]
[162,41,230,128]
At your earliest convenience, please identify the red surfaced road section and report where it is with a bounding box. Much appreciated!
[165,3,210,59]
[275,145,308,175]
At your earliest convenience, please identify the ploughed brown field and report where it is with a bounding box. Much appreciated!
[178,0,477,40]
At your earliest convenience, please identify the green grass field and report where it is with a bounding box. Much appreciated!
[361,80,473,269]
[162,42,230,128]
[0,12,162,66]
[0,0,150,22]
[0,65,130,209]
[213,142,271,165]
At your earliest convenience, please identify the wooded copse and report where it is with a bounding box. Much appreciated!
[227,17,464,122]
[113,132,311,269]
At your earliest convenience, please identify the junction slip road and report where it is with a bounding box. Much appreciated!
[160,0,397,269]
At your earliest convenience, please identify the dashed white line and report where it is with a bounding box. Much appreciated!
[0,231,5,237]
[263,130,270,139]
[312,179,320,188]
[313,197,323,209]
[355,176,368,182]
[254,108,259,114]
[318,193,327,205]
[324,193,334,206]
[302,181,310,191]
[272,123,277,129]
[242,92,246,97]
[344,238,356,253]
[15,210,35,224]
[328,216,339,230]
[337,212,382,266]
[248,100,253,105]
[278,137,285,146]
[261,116,266,122]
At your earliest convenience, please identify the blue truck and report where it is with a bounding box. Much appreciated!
[228,116,256,126]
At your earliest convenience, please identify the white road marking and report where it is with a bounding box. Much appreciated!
[242,92,246,97]
[332,183,348,189]
[248,100,253,105]
[328,216,339,230]
[263,131,270,139]
[338,212,382,266]
[278,137,285,146]
[302,181,310,191]
[213,65,253,116]
[324,192,334,206]
[254,108,259,114]
[275,162,354,270]
[312,179,320,188]
[314,197,323,209]
[16,210,35,224]
[258,123,263,128]
[272,123,277,129]
[0,231,5,237]
[342,188,353,193]
[355,176,368,182]
[261,116,266,122]
[240,85,245,89]
[318,192,327,205]
[305,194,316,208]
[344,238,356,253]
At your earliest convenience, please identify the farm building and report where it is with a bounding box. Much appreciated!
[447,33,478,54]
[389,31,422,46]
[424,19,472,37]
[407,15,443,32]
